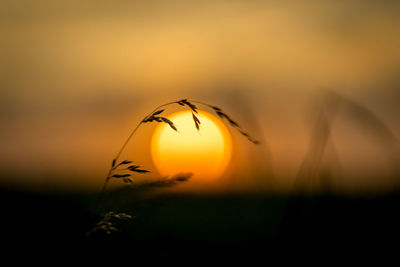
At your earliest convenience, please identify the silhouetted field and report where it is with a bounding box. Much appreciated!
[1,180,399,258]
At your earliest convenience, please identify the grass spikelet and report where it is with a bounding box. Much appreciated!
[192,113,201,131]
[90,98,260,238]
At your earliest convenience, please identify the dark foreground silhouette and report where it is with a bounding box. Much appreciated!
[1,182,399,259]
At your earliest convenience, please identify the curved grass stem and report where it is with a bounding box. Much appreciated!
[99,101,178,199]
[99,98,259,201]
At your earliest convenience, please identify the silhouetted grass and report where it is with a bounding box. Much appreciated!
[88,99,260,237]
[86,91,400,244]
[100,99,259,199]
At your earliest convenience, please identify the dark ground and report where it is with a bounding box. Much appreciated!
[1,184,399,259]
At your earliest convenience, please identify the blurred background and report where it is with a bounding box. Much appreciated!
[1,0,400,194]
[2,1,400,256]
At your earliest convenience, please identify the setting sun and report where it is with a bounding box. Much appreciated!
[151,110,232,182]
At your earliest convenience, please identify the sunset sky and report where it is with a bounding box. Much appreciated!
[1,0,400,193]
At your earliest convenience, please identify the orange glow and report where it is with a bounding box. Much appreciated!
[151,110,232,182]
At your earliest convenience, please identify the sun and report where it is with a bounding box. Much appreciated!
[151,110,232,182]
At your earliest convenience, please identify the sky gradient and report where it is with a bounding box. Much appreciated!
[1,0,400,193]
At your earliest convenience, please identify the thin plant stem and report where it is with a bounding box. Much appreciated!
[98,98,259,202]
[99,101,178,200]
[90,98,259,237]
[188,100,211,107]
